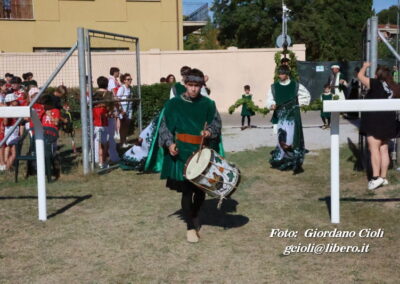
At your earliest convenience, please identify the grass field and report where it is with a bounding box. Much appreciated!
[1,142,400,283]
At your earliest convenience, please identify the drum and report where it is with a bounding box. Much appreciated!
[184,148,240,205]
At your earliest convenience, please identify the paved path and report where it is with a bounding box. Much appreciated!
[221,112,360,152]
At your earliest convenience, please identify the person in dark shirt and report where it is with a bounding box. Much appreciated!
[358,62,400,190]
[21,72,38,89]
[50,85,67,110]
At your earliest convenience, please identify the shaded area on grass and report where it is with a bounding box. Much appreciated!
[170,198,249,230]
[58,145,81,175]
[0,194,92,219]
[319,195,400,219]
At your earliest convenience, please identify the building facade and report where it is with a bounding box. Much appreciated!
[0,0,183,52]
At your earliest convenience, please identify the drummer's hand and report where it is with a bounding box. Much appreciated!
[201,130,211,138]
[169,143,178,156]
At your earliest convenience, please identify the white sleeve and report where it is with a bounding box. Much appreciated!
[116,86,124,99]
[266,87,275,109]
[107,79,116,91]
[200,86,209,97]
[169,87,175,99]
[298,84,311,106]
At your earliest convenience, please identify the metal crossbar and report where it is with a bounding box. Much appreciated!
[0,107,47,221]
[87,29,139,42]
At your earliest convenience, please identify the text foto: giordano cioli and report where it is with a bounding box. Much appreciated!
[269,228,384,238]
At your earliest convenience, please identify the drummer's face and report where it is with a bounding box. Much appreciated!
[185,82,201,98]
[278,73,288,81]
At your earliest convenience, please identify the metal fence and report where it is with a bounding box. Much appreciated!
[297,59,396,101]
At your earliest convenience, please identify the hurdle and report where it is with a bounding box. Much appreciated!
[0,106,47,221]
[324,99,400,223]
[0,42,78,221]
[325,15,400,223]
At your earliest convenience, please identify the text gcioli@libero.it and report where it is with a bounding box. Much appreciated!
[269,228,384,255]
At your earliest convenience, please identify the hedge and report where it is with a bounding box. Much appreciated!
[42,83,171,127]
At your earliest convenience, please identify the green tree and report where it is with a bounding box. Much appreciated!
[378,40,395,60]
[377,5,399,24]
[212,0,372,61]
[184,22,223,50]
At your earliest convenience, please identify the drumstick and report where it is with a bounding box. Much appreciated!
[196,122,208,163]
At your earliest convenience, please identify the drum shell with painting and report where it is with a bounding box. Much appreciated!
[184,148,240,198]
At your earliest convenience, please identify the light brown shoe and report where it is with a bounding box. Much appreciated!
[193,217,201,238]
[187,229,199,243]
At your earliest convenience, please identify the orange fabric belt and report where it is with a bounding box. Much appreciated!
[176,133,202,144]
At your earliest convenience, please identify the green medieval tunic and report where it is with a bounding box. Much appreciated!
[320,92,332,119]
[240,94,255,116]
[143,95,224,174]
[269,80,307,171]
[159,94,222,182]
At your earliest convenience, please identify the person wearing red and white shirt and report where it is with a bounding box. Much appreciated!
[0,79,7,104]
[107,67,121,141]
[107,67,121,95]
[97,76,119,165]
[29,102,45,135]
[41,98,61,155]
[10,77,27,106]
[10,76,28,136]
[93,100,109,169]
[3,93,20,170]
[42,107,61,130]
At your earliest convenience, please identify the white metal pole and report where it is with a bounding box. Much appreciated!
[78,27,90,175]
[370,16,378,76]
[366,18,371,76]
[31,112,47,221]
[85,29,95,171]
[330,112,340,224]
[135,40,143,133]
[378,31,400,61]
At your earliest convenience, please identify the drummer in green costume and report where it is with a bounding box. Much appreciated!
[240,85,255,129]
[159,68,222,243]
[266,65,310,173]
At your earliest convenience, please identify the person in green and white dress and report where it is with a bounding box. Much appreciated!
[328,64,348,100]
[320,83,333,129]
[266,65,310,173]
[240,85,255,129]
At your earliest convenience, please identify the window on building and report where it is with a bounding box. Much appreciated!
[0,0,34,20]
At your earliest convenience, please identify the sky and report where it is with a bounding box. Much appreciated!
[183,0,399,17]
[373,0,398,12]
[183,0,213,16]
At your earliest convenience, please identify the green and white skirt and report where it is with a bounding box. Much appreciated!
[269,99,307,171]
